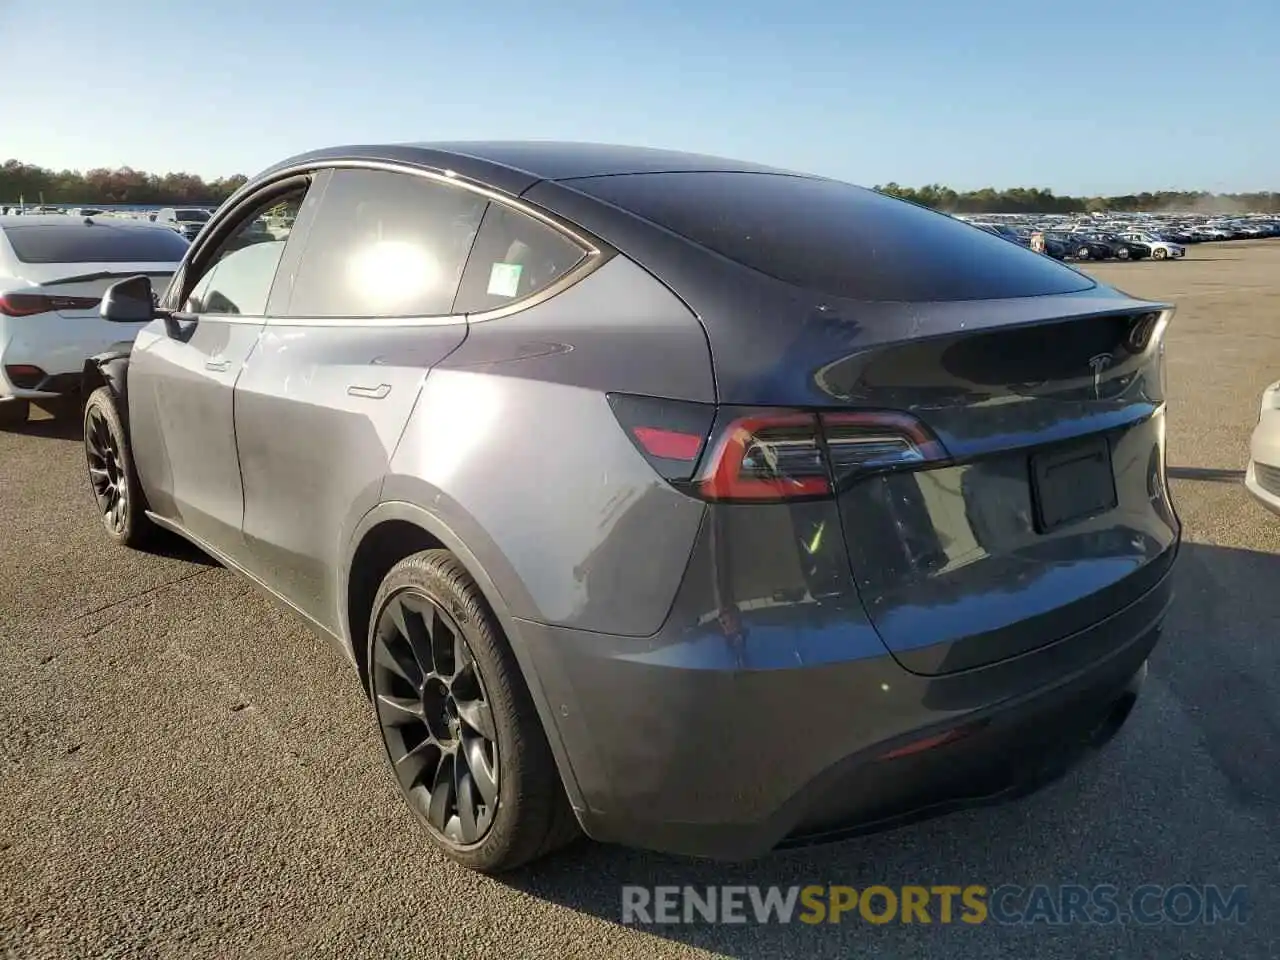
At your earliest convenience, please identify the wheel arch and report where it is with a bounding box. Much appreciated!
[341,499,588,813]
[82,342,134,422]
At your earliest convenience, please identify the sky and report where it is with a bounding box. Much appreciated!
[4,0,1276,195]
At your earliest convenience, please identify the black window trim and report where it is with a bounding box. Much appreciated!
[228,158,613,328]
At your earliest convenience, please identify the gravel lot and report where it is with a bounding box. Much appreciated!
[2,243,1278,959]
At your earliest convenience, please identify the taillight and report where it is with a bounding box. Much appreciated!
[697,412,830,501]
[820,411,947,484]
[0,293,102,317]
[4,364,47,389]
[608,394,716,481]
[609,394,948,503]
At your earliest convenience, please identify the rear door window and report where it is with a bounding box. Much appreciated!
[285,169,487,318]
[3,224,190,264]
[568,172,1096,302]
[453,202,587,314]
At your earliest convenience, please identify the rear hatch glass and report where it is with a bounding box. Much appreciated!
[564,171,1096,302]
[4,223,190,264]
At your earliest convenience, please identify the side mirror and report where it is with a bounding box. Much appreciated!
[100,275,156,323]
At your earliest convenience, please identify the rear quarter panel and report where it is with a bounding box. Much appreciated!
[382,254,715,637]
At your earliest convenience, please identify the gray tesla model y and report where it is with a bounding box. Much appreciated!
[82,142,1180,872]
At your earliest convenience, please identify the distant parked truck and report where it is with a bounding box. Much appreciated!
[151,207,212,241]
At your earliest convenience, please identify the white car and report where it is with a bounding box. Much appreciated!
[1246,380,1280,516]
[0,215,188,428]
[1120,232,1186,260]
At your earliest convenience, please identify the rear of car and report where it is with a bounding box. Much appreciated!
[0,217,187,407]
[513,172,1180,857]
[166,207,212,241]
[1246,380,1280,515]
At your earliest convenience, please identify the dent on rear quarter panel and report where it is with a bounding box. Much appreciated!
[384,255,715,637]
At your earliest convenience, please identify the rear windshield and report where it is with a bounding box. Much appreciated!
[4,224,190,264]
[571,172,1096,301]
[176,209,210,222]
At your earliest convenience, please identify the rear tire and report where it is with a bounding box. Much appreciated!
[83,387,154,548]
[367,549,579,873]
[0,399,29,430]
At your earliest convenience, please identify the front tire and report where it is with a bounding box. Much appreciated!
[0,399,30,430]
[1077,246,1092,260]
[1153,247,1168,260]
[83,387,154,547]
[1116,247,1130,260]
[368,549,579,873]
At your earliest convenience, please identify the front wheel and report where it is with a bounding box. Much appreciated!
[1116,247,1130,260]
[1153,248,1168,260]
[83,387,154,547]
[1077,246,1092,260]
[368,549,579,873]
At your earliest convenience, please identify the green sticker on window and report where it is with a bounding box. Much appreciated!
[487,262,523,298]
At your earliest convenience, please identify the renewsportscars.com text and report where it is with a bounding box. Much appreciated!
[621,884,1249,926]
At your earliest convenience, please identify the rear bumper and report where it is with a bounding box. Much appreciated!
[0,371,83,400]
[1246,409,1280,515]
[1245,462,1280,515]
[522,558,1174,860]
[0,315,141,398]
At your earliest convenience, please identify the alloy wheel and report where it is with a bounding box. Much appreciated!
[85,405,127,535]
[372,589,499,846]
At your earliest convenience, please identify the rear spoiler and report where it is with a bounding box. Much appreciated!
[41,269,174,286]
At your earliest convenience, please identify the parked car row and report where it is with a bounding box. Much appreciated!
[974,224,1181,262]
[960,212,1280,264]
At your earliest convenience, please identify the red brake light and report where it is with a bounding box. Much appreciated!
[0,293,101,316]
[608,394,715,482]
[698,412,830,501]
[877,725,973,761]
[631,426,704,461]
[695,408,947,503]
[4,364,47,389]
[608,394,947,502]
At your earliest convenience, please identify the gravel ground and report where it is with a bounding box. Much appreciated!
[2,242,1278,959]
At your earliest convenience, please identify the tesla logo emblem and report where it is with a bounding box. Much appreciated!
[1088,354,1113,399]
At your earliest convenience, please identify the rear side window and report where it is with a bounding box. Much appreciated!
[3,224,190,264]
[571,172,1096,302]
[286,169,487,318]
[453,203,586,313]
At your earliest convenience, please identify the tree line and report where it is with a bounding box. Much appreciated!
[2,160,248,206]
[4,158,1278,214]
